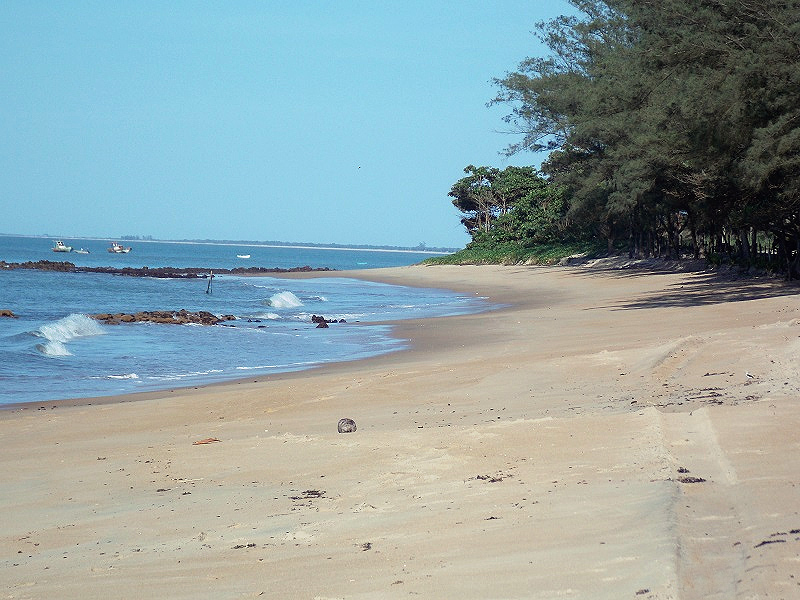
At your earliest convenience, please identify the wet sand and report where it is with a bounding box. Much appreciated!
[2,264,800,599]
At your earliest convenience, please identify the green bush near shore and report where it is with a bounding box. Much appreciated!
[422,241,605,266]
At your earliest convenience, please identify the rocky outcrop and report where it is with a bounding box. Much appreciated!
[91,311,348,328]
[311,315,346,328]
[0,260,333,278]
[1,260,75,272]
[0,309,17,318]
[91,310,236,326]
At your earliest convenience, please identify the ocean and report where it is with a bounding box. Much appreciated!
[0,235,487,406]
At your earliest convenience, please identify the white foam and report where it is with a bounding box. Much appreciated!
[37,340,71,356]
[108,373,139,380]
[267,291,303,309]
[35,314,105,357]
[252,312,281,320]
[144,369,224,381]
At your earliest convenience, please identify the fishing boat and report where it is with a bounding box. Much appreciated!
[75,248,90,254]
[107,242,132,253]
[52,240,73,252]
[236,254,251,259]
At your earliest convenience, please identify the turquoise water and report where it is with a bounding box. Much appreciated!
[0,235,485,405]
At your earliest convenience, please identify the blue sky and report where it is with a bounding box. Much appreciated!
[1,1,573,248]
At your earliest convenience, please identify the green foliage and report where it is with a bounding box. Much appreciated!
[423,240,604,266]
[448,165,502,236]
[474,184,573,245]
[449,164,579,247]
[486,0,800,276]
[449,165,546,237]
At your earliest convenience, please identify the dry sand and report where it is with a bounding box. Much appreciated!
[2,264,799,599]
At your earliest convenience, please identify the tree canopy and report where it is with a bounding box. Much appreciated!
[475,0,800,273]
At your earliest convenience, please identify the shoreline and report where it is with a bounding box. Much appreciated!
[3,264,799,598]
[1,265,509,414]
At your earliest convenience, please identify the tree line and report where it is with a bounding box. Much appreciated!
[451,0,800,275]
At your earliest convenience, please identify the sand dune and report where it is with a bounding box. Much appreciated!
[2,264,799,599]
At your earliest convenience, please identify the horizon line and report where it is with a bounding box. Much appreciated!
[0,232,460,255]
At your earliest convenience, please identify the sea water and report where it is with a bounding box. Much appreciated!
[0,235,487,405]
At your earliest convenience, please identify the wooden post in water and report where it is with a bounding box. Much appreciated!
[206,270,213,294]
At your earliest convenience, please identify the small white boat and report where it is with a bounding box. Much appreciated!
[75,248,90,254]
[107,242,132,253]
[236,254,251,259]
[52,240,73,252]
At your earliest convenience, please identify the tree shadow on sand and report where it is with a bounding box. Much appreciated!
[576,266,800,310]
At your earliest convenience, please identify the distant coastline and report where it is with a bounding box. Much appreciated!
[0,233,460,255]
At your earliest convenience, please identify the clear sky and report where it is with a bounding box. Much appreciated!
[1,1,573,248]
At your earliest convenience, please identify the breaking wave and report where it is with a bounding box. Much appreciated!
[251,312,281,320]
[266,291,303,309]
[34,313,105,357]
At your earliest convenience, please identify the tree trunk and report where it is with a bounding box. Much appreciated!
[740,228,751,264]
[689,214,699,259]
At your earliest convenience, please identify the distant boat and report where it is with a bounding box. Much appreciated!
[236,254,251,259]
[74,248,90,254]
[52,240,72,252]
[108,242,132,254]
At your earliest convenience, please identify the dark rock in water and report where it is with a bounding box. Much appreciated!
[90,310,237,326]
[0,260,334,278]
[312,315,330,328]
[337,418,357,433]
[312,315,345,327]
[0,309,17,318]
[0,260,75,272]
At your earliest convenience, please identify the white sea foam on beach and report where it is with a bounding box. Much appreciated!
[35,314,105,357]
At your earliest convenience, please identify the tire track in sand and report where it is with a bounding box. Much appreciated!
[659,407,745,599]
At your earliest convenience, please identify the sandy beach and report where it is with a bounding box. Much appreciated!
[2,263,799,599]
